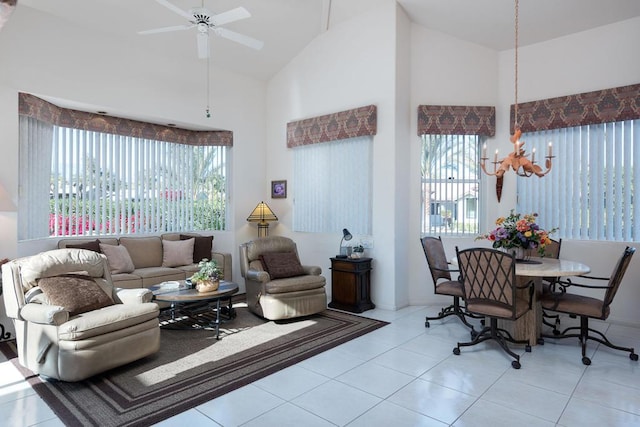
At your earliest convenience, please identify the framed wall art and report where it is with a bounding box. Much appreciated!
[271,180,287,198]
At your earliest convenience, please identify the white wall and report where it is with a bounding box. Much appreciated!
[408,25,499,305]
[266,0,403,309]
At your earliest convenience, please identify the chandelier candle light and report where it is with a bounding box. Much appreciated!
[480,0,554,188]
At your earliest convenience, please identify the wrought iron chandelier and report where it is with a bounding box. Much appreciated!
[480,0,553,178]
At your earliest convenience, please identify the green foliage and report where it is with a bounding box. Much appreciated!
[191,258,221,283]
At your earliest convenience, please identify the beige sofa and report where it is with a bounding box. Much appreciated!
[58,233,232,289]
[239,236,327,320]
[1,249,160,381]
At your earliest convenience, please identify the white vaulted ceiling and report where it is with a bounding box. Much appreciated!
[17,0,640,81]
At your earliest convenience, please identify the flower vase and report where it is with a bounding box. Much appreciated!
[195,279,219,293]
[505,247,530,262]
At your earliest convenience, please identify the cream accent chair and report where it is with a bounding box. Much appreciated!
[239,236,327,320]
[1,249,160,381]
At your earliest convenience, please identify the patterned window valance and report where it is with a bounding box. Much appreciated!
[510,83,640,133]
[417,105,496,137]
[18,93,233,146]
[286,105,377,148]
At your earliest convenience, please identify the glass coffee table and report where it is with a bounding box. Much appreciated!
[150,280,239,339]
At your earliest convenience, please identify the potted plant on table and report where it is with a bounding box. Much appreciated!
[350,244,365,259]
[190,258,222,293]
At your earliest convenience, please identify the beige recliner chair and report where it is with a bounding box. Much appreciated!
[239,236,327,320]
[2,249,160,381]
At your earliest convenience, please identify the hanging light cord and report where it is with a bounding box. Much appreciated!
[206,52,211,118]
[514,0,519,130]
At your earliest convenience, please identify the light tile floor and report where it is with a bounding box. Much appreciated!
[1,306,639,426]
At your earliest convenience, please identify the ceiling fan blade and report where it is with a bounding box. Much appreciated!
[138,24,192,35]
[210,7,250,27]
[215,27,264,50]
[155,0,193,20]
[197,31,209,59]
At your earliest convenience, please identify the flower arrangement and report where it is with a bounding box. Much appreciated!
[476,210,557,256]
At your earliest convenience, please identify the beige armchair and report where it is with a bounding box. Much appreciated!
[239,236,327,320]
[2,249,160,381]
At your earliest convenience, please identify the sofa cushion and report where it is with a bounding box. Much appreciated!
[259,251,306,279]
[119,236,163,268]
[66,239,101,253]
[181,234,213,262]
[265,275,326,294]
[37,274,114,316]
[162,238,194,267]
[100,243,135,274]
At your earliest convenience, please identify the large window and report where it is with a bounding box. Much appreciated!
[517,119,639,241]
[19,116,228,240]
[421,134,482,236]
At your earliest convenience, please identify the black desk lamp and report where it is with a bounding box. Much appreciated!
[336,228,353,258]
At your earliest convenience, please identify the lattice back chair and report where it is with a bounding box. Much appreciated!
[541,238,562,328]
[541,246,637,365]
[420,236,477,336]
[453,247,533,369]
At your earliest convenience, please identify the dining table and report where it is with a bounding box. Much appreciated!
[498,257,591,346]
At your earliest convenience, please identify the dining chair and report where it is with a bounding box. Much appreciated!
[541,238,562,328]
[420,236,478,337]
[453,247,533,369]
[541,246,638,365]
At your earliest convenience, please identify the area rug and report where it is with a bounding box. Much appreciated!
[0,304,387,427]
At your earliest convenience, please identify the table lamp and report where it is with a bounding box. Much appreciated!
[336,228,352,258]
[246,201,278,237]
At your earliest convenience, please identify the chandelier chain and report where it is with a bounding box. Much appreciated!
[514,0,519,129]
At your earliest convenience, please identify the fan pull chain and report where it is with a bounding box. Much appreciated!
[206,53,211,118]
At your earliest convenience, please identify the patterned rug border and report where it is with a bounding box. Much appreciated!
[0,308,388,426]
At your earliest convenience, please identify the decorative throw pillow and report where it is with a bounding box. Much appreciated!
[66,239,101,253]
[180,234,213,263]
[162,238,195,267]
[99,243,135,274]
[37,274,114,316]
[259,251,306,279]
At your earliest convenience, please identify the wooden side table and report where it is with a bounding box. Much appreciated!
[329,257,374,313]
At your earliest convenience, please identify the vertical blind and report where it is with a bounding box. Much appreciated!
[19,116,228,240]
[517,119,639,241]
[293,136,372,234]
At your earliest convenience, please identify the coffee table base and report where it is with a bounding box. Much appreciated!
[159,297,236,339]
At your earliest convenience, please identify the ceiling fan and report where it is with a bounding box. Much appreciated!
[138,0,264,59]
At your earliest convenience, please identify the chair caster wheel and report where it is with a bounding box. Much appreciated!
[425,321,430,328]
[553,329,561,336]
[537,338,545,345]
[630,353,638,361]
[582,356,591,365]
[525,345,532,352]
[453,347,460,355]
[511,360,521,369]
